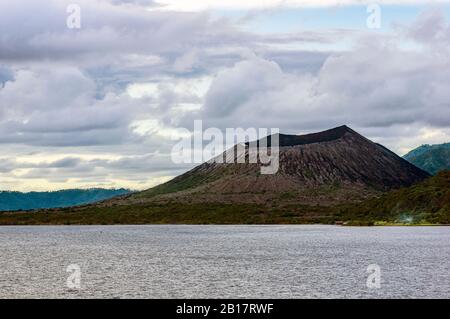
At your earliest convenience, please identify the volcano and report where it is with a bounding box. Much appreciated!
[107,125,429,207]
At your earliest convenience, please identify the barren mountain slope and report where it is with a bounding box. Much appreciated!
[104,125,429,206]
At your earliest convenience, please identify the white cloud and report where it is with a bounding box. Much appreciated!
[173,49,199,73]
[198,15,450,153]
[0,66,141,146]
[127,83,160,98]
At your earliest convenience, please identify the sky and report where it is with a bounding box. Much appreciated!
[1,0,450,191]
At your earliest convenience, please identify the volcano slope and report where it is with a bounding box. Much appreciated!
[124,125,429,205]
[0,126,434,225]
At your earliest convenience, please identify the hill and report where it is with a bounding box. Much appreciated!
[125,125,428,206]
[403,143,450,175]
[336,171,450,225]
[0,188,130,211]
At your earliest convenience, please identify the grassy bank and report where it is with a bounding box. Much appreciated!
[0,201,448,226]
[0,203,335,225]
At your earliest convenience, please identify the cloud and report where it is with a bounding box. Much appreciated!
[0,0,349,72]
[153,0,450,11]
[0,0,220,63]
[197,13,450,152]
[203,58,287,117]
[0,152,193,191]
[107,0,158,6]
[407,9,450,49]
[0,66,145,146]
[0,66,13,87]
[173,49,200,73]
[0,66,95,116]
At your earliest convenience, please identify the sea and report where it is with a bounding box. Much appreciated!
[0,225,449,298]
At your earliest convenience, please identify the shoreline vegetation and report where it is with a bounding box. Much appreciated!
[0,202,447,226]
[0,215,447,227]
[344,221,448,227]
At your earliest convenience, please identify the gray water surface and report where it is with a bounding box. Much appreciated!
[0,225,449,298]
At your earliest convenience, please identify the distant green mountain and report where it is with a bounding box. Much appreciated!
[404,143,450,175]
[0,188,130,211]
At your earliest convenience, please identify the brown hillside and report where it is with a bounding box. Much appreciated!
[105,125,429,207]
